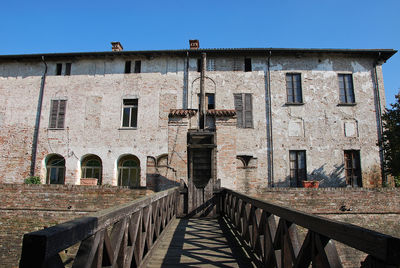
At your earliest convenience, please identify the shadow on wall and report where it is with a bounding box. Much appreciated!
[146,174,179,192]
[146,155,179,192]
[274,164,346,188]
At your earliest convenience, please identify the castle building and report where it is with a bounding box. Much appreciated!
[0,41,395,190]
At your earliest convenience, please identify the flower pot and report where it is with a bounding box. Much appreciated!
[302,180,319,188]
[80,178,98,186]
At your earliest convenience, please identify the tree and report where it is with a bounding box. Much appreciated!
[381,92,400,186]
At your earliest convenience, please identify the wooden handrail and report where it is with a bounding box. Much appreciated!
[19,187,179,268]
[221,188,400,267]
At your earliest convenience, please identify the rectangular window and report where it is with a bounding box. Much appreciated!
[344,150,362,187]
[338,74,355,104]
[286,73,303,103]
[234,93,253,128]
[289,150,306,187]
[197,93,215,110]
[244,58,252,72]
[207,93,215,110]
[233,58,242,71]
[49,100,66,129]
[56,63,62,75]
[122,99,138,128]
[207,58,215,71]
[134,60,141,73]
[124,61,131,74]
[65,63,71,76]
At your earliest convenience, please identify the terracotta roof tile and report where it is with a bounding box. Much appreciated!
[169,109,197,117]
[206,109,236,116]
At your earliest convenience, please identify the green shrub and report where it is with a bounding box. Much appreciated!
[24,176,42,184]
[395,176,400,187]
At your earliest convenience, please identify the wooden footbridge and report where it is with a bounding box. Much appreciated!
[19,186,400,268]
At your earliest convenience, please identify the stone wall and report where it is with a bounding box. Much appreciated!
[0,184,152,267]
[0,53,388,190]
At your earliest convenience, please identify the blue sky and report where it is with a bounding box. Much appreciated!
[1,0,399,105]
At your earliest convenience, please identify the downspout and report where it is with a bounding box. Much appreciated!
[183,51,189,109]
[266,51,274,187]
[373,53,386,185]
[30,56,47,176]
[199,53,206,129]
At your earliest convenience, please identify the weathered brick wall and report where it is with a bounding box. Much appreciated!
[245,188,400,267]
[0,54,387,189]
[0,184,152,267]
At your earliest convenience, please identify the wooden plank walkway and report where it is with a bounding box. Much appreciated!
[146,218,255,267]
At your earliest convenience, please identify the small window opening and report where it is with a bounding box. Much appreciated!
[244,58,252,72]
[134,60,141,73]
[124,61,131,74]
[65,63,71,76]
[207,94,215,110]
[56,63,62,75]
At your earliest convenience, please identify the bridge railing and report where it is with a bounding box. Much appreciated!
[220,188,400,268]
[19,187,179,268]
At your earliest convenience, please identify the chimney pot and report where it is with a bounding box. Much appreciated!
[189,40,199,50]
[111,42,123,51]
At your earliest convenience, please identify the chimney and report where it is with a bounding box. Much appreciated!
[111,42,123,51]
[189,40,199,50]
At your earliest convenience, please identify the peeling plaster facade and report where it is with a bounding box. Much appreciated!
[0,48,395,189]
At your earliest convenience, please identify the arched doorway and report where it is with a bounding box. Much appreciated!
[81,155,102,185]
[118,155,140,187]
[46,154,65,184]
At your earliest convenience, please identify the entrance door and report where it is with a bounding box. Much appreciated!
[187,132,216,217]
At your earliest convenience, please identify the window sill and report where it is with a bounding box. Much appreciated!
[48,128,65,130]
[285,102,305,106]
[337,103,357,106]
[118,127,137,130]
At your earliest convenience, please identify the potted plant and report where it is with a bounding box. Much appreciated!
[302,180,319,188]
[80,178,98,186]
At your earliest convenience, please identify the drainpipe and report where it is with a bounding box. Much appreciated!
[266,51,274,187]
[373,53,386,185]
[183,51,189,109]
[30,56,47,176]
[199,53,206,129]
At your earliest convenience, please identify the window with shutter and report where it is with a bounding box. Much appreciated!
[286,73,303,104]
[49,100,67,129]
[338,74,355,104]
[234,93,253,128]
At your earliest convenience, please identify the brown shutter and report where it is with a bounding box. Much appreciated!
[49,100,59,128]
[244,94,253,128]
[57,100,66,128]
[234,94,243,127]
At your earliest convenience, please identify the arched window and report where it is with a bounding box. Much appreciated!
[118,155,140,187]
[81,155,102,184]
[46,155,65,184]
